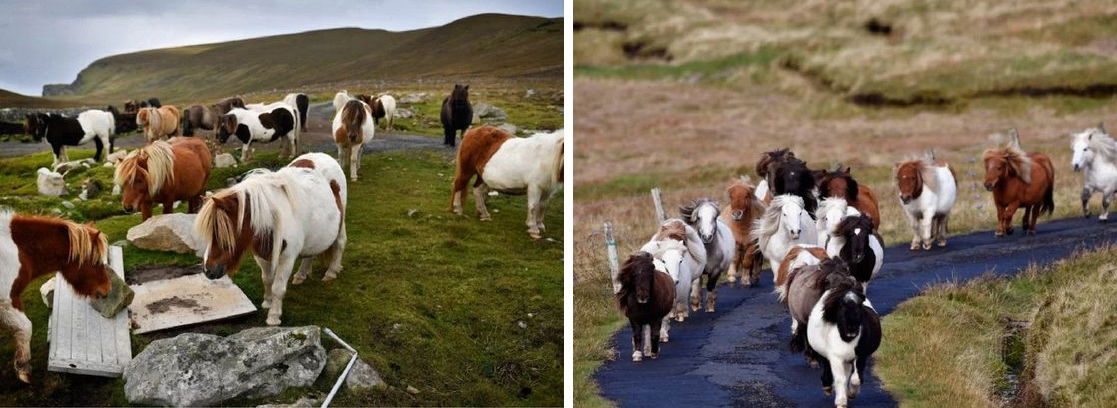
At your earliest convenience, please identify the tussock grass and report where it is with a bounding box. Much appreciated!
[878,246,1117,407]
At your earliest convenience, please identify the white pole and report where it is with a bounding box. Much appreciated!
[651,187,666,222]
[321,328,358,408]
[604,222,621,294]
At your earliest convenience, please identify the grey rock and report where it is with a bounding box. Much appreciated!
[61,201,75,209]
[256,396,320,408]
[106,149,130,164]
[395,108,413,119]
[321,349,384,393]
[406,385,420,395]
[124,326,326,407]
[214,153,237,168]
[398,93,429,104]
[473,103,508,123]
[36,168,66,196]
[126,213,204,255]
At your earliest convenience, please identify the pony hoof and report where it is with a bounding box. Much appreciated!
[291,276,305,285]
[995,232,1004,238]
[922,242,932,251]
[809,360,819,369]
[528,232,542,240]
[661,336,669,343]
[17,372,29,384]
[649,352,658,360]
[632,352,643,362]
[322,274,338,283]
[822,386,832,396]
[937,240,947,247]
[1006,228,1015,235]
[261,300,271,309]
[705,306,715,313]
[266,317,282,326]
[675,315,685,322]
[910,244,920,251]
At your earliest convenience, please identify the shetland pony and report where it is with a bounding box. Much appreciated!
[195,153,347,326]
[140,98,162,108]
[217,103,300,162]
[751,194,818,274]
[895,153,958,250]
[808,273,881,407]
[720,177,765,286]
[642,219,706,327]
[983,130,1055,236]
[827,214,883,291]
[1071,123,1117,221]
[786,258,851,367]
[772,158,818,216]
[215,97,246,114]
[331,99,375,181]
[440,84,473,147]
[815,197,861,250]
[616,252,675,362]
[370,95,397,131]
[775,244,828,303]
[755,148,797,201]
[26,110,115,166]
[136,105,181,143]
[679,199,735,312]
[0,212,113,382]
[105,105,138,134]
[283,93,310,132]
[816,166,881,229]
[115,138,213,220]
[450,126,564,239]
[181,105,221,137]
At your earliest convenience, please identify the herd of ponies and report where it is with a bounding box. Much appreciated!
[614,124,1117,407]
[0,84,564,384]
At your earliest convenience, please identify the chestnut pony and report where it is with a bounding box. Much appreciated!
[0,212,112,382]
[136,105,181,143]
[115,137,213,220]
[720,176,765,286]
[815,166,881,229]
[983,130,1055,236]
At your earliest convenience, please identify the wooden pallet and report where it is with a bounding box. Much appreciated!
[47,246,131,377]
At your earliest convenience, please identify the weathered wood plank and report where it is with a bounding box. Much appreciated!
[48,246,131,377]
[129,272,256,334]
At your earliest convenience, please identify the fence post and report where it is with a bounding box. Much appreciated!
[604,222,621,294]
[651,187,666,222]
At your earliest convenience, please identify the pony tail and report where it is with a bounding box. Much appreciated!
[552,137,564,185]
[1041,163,1055,216]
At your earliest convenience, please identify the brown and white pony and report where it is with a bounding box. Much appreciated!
[983,130,1056,236]
[785,256,850,368]
[719,177,765,286]
[450,126,564,239]
[195,153,347,326]
[331,99,375,181]
[115,137,213,220]
[182,97,246,137]
[815,166,881,229]
[0,212,112,382]
[137,105,181,143]
[895,152,958,250]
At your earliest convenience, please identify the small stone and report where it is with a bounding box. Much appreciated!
[517,321,527,329]
[214,153,237,168]
[89,272,134,318]
[37,168,66,196]
[61,201,74,209]
[527,313,534,318]
[392,323,402,331]
[497,123,517,135]
[406,385,420,395]
[407,209,419,218]
[488,191,499,196]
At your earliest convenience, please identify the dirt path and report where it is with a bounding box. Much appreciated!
[595,216,1117,407]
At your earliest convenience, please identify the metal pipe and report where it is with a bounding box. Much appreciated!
[321,328,358,408]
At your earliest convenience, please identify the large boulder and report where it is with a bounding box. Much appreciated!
[214,153,237,168]
[322,348,384,393]
[36,168,66,196]
[127,213,204,256]
[473,103,508,123]
[124,326,327,407]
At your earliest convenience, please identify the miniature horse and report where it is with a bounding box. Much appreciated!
[195,153,347,326]
[616,251,675,362]
[816,166,881,229]
[440,84,473,147]
[827,214,883,292]
[1070,123,1117,221]
[182,97,246,136]
[137,105,181,143]
[283,93,309,132]
[332,99,375,181]
[755,148,796,201]
[896,153,957,250]
[752,194,818,273]
[450,126,564,239]
[720,177,765,286]
[772,158,818,216]
[105,105,138,134]
[643,219,706,326]
[679,199,734,312]
[808,273,881,408]
[0,212,112,382]
[26,111,115,166]
[115,138,213,220]
[983,130,1055,236]
[785,257,849,367]
[217,103,300,162]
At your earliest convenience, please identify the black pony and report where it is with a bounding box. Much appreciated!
[832,214,881,289]
[105,105,138,134]
[617,251,675,362]
[813,274,881,403]
[440,84,473,147]
[772,158,818,216]
[139,98,161,108]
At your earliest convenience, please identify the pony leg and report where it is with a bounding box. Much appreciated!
[851,355,869,399]
[906,212,920,250]
[920,209,935,250]
[535,194,548,233]
[93,137,104,161]
[690,276,701,312]
[444,127,456,147]
[660,315,671,343]
[705,273,718,312]
[323,221,347,282]
[0,305,32,383]
[188,195,203,213]
[292,258,313,285]
[450,171,470,215]
[526,184,542,238]
[727,245,741,287]
[1021,206,1033,234]
[1003,203,1020,235]
[648,319,662,359]
[829,357,851,408]
[349,146,360,181]
[630,321,644,362]
[1100,192,1111,222]
[266,255,298,326]
[1082,187,1093,218]
[1029,204,1042,234]
[994,204,1007,237]
[254,255,274,308]
[140,202,153,221]
[817,352,834,395]
[473,182,492,221]
[935,214,948,247]
[241,142,251,163]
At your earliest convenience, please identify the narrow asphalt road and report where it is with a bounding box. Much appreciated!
[595,216,1117,407]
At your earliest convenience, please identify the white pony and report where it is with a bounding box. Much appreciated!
[219,102,300,162]
[333,90,352,114]
[377,94,397,131]
[331,99,376,181]
[815,197,861,250]
[642,219,706,330]
[751,194,818,277]
[195,153,347,326]
[679,199,735,312]
[1071,123,1117,221]
[895,153,957,250]
[450,127,564,239]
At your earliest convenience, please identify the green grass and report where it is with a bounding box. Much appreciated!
[0,148,563,406]
[574,48,782,83]
[876,246,1117,407]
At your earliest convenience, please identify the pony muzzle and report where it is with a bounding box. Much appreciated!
[1073,163,1082,172]
[732,210,744,221]
[983,182,995,191]
[636,296,649,304]
[203,264,227,280]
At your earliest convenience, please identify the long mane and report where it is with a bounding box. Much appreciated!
[983,144,1034,183]
[115,140,176,194]
[1074,127,1117,164]
[679,198,718,224]
[67,220,109,267]
[195,170,293,265]
[343,100,366,128]
[616,251,656,311]
[752,194,804,250]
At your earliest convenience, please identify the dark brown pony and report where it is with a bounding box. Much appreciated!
[1,213,112,382]
[816,166,881,229]
[440,84,473,147]
[756,148,796,181]
[115,137,213,220]
[983,133,1055,236]
[721,177,765,286]
[616,251,675,362]
[772,158,818,216]
[355,94,387,122]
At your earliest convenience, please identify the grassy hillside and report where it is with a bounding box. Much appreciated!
[52,13,562,103]
[0,89,87,108]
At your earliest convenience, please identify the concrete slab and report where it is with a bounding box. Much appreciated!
[48,246,132,377]
[128,273,257,334]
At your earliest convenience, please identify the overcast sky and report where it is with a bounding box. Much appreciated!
[0,0,562,96]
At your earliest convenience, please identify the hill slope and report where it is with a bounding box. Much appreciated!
[47,13,561,102]
[0,89,86,108]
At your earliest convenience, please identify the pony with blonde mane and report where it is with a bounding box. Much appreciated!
[115,137,212,220]
[1071,123,1117,221]
[751,194,817,278]
[720,176,766,286]
[0,212,113,382]
[136,105,181,143]
[195,153,347,325]
[983,129,1055,236]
